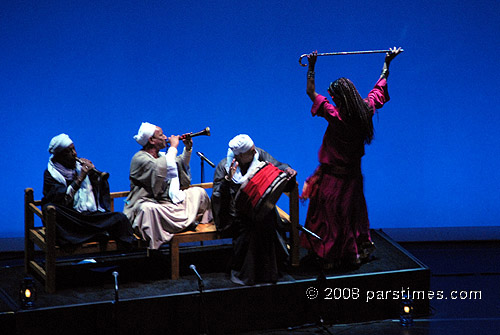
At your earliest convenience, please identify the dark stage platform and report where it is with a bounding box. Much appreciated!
[0,229,430,334]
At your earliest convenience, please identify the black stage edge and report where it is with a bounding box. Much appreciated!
[0,229,430,335]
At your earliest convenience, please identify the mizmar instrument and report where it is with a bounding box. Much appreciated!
[299,49,404,67]
[166,127,211,143]
[76,157,108,179]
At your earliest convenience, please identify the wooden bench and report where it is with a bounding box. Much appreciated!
[25,182,299,293]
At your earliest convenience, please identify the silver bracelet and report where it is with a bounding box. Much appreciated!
[307,71,315,79]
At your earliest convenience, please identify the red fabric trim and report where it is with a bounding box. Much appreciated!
[242,164,282,207]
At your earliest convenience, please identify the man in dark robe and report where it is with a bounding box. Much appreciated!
[211,134,296,285]
[42,133,135,247]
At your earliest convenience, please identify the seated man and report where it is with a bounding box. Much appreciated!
[124,122,213,249]
[42,134,136,248]
[212,134,297,285]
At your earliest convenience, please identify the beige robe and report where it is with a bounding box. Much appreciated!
[123,147,212,249]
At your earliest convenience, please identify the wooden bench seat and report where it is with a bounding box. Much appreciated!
[25,182,299,293]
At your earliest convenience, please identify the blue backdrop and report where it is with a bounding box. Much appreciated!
[1,0,499,238]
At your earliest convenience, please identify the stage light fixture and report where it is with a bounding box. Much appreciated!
[399,293,414,327]
[19,277,37,309]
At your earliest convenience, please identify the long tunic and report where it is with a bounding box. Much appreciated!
[123,147,212,249]
[42,169,135,246]
[301,78,390,264]
[212,147,293,285]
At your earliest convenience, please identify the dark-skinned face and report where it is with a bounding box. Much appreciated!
[53,143,77,169]
[235,146,256,166]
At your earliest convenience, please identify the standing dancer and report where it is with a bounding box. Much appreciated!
[301,47,402,269]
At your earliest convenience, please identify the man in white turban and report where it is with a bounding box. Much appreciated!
[48,133,74,157]
[211,134,297,285]
[123,122,213,249]
[133,122,157,147]
[42,134,136,247]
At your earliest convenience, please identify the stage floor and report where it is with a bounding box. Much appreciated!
[0,229,430,334]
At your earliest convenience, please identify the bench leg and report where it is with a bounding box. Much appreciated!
[45,206,57,293]
[170,239,180,280]
[45,257,56,293]
[24,189,35,275]
[45,236,56,293]
[24,237,35,276]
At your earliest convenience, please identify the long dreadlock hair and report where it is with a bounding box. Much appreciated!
[328,77,374,144]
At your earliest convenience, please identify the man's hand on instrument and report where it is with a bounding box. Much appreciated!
[79,158,94,176]
[76,158,94,185]
[284,167,297,179]
[385,46,402,64]
[180,133,193,151]
[168,135,180,148]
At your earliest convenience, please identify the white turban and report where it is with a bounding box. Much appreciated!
[48,133,73,155]
[228,134,254,155]
[134,122,157,146]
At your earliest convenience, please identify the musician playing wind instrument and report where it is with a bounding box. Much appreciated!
[300,47,402,269]
[124,122,212,249]
[42,133,136,247]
